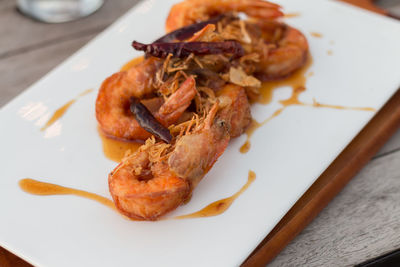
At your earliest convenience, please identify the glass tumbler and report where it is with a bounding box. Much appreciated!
[17,0,104,23]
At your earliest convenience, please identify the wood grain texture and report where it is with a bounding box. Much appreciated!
[376,0,400,8]
[269,149,400,266]
[0,0,140,58]
[0,246,32,267]
[0,2,14,11]
[375,129,400,158]
[0,33,96,107]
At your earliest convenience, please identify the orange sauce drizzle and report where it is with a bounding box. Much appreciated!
[254,56,313,105]
[19,178,115,210]
[175,170,256,219]
[310,32,323,38]
[240,56,376,153]
[98,128,142,162]
[240,110,282,154]
[284,13,301,18]
[41,89,93,131]
[120,56,144,71]
[310,99,375,111]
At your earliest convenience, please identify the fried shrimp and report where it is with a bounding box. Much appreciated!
[164,0,308,80]
[216,84,251,137]
[166,0,283,32]
[109,104,228,220]
[109,150,190,220]
[96,59,197,141]
[254,21,309,79]
[108,84,251,220]
[100,0,309,220]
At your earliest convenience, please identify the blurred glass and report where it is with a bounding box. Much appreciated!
[17,0,104,23]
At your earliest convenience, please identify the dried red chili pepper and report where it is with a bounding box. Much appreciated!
[153,14,236,43]
[132,40,244,59]
[130,97,172,144]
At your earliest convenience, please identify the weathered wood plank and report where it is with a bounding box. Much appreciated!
[0,0,139,57]
[0,2,14,11]
[0,33,96,107]
[269,150,400,267]
[376,0,400,9]
[375,128,400,158]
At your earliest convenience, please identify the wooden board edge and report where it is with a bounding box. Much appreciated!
[242,89,400,266]
[338,0,388,15]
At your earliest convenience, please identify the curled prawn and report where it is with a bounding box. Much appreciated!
[108,84,251,220]
[109,104,228,220]
[104,0,309,220]
[109,152,191,220]
[252,21,309,80]
[166,0,283,33]
[96,58,197,141]
[165,0,308,80]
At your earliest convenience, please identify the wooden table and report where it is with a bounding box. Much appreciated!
[1,1,399,266]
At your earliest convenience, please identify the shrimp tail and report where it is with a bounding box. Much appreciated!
[157,76,197,125]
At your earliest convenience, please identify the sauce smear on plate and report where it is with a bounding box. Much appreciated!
[310,32,323,38]
[98,128,142,162]
[284,13,300,18]
[41,89,93,131]
[240,56,375,153]
[120,56,144,71]
[19,172,256,220]
[176,170,256,219]
[19,178,115,210]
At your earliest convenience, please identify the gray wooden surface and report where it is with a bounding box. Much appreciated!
[0,1,399,266]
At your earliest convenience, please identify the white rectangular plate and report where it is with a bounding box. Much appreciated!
[1,0,400,266]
